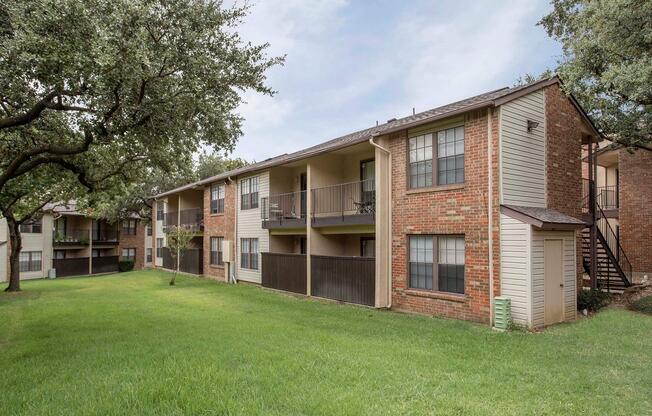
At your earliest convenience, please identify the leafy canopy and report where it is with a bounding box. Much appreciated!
[0,0,282,216]
[540,0,652,146]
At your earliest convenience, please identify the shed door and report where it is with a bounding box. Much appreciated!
[544,239,564,325]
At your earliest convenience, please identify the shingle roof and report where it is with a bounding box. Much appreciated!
[155,77,577,198]
[501,204,586,229]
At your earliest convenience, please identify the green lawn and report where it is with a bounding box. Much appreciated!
[1,271,651,415]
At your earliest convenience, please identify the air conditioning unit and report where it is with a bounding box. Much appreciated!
[494,296,511,331]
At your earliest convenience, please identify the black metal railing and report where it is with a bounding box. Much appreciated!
[53,229,90,245]
[92,229,119,243]
[596,202,632,286]
[583,179,619,212]
[311,179,375,219]
[261,191,307,226]
[163,209,204,232]
[597,185,618,210]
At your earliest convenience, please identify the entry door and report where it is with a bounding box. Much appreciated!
[544,239,564,325]
[360,160,375,205]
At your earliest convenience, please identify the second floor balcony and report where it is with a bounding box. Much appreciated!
[261,191,307,229]
[311,179,375,227]
[53,229,90,246]
[92,228,119,244]
[164,208,204,233]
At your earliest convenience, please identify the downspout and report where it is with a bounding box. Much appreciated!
[227,176,237,283]
[487,107,495,326]
[369,137,392,308]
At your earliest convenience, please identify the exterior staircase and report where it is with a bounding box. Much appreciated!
[581,188,632,293]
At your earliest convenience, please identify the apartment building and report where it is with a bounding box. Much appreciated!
[581,141,652,288]
[0,202,149,282]
[152,77,601,328]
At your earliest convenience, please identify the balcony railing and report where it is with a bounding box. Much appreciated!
[311,179,375,226]
[261,191,307,228]
[164,209,204,232]
[53,229,90,245]
[583,179,619,212]
[92,229,119,244]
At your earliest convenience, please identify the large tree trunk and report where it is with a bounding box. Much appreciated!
[5,215,22,292]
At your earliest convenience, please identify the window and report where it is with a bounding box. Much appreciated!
[210,237,224,266]
[19,217,42,234]
[19,251,41,272]
[361,237,376,258]
[146,224,152,236]
[122,248,136,261]
[437,126,465,185]
[156,202,165,221]
[409,235,465,294]
[408,126,464,188]
[211,183,225,214]
[240,238,258,270]
[122,219,137,235]
[156,238,164,258]
[92,249,102,258]
[54,250,66,260]
[240,176,259,210]
[146,248,153,263]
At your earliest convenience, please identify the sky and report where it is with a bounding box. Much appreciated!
[225,0,562,161]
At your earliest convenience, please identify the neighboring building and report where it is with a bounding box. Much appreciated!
[151,77,600,329]
[582,141,651,287]
[0,202,148,282]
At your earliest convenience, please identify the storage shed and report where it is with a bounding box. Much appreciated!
[499,205,586,328]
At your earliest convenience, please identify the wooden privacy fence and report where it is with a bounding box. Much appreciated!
[53,257,89,277]
[161,247,203,275]
[91,256,119,274]
[262,253,307,295]
[310,255,375,306]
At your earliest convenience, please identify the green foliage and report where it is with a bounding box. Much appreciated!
[514,69,555,87]
[540,0,652,147]
[118,260,135,273]
[164,225,195,285]
[578,288,612,312]
[195,152,249,180]
[0,0,282,289]
[630,295,652,315]
[1,271,651,415]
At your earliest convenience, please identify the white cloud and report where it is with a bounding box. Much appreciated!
[227,0,559,161]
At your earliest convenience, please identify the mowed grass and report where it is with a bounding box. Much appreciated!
[1,270,651,416]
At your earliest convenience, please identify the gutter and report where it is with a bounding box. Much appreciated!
[369,137,392,308]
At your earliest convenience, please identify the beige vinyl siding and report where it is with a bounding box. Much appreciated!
[499,214,531,326]
[531,230,577,327]
[154,198,167,267]
[236,171,269,283]
[500,90,546,207]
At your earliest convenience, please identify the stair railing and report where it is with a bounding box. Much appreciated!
[595,195,632,286]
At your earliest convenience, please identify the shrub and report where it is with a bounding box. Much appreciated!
[118,260,135,273]
[631,296,652,315]
[578,289,611,312]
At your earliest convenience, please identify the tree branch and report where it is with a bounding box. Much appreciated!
[0,91,58,130]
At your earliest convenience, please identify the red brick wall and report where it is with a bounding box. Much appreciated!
[203,180,236,281]
[390,109,499,324]
[544,84,584,218]
[619,148,652,278]
[118,220,145,270]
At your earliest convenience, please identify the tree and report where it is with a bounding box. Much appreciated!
[164,226,195,286]
[0,0,283,291]
[195,152,249,180]
[0,167,81,291]
[540,0,652,147]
